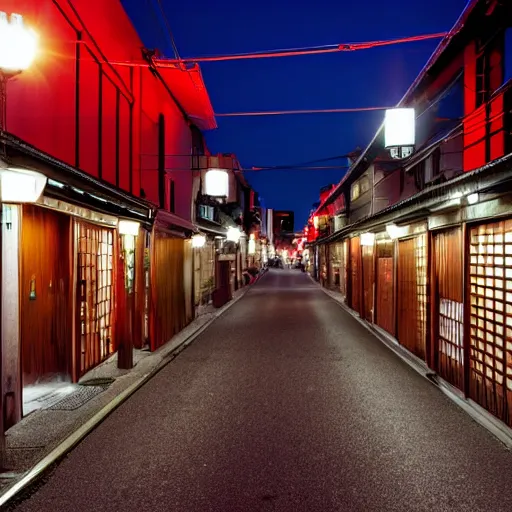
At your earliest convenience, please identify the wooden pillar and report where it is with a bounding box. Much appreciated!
[117,233,134,370]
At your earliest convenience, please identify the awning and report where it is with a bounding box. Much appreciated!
[153,209,196,235]
[1,133,153,227]
[154,63,217,131]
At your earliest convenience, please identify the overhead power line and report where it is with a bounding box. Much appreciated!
[155,32,447,64]
[215,106,390,117]
[154,0,181,60]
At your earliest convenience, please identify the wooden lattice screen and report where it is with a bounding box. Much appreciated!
[469,220,512,426]
[76,221,114,376]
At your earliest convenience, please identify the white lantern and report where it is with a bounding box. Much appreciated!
[1,168,46,203]
[204,168,229,197]
[384,108,415,148]
[248,239,256,255]
[226,226,241,243]
[192,233,206,248]
[118,220,140,236]
[0,13,38,72]
[360,232,375,247]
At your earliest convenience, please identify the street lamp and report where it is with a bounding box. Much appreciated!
[0,12,38,131]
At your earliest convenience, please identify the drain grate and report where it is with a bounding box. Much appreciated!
[48,384,110,411]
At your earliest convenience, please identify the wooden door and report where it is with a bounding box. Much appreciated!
[350,237,362,315]
[21,205,72,385]
[150,235,186,351]
[76,221,115,376]
[397,235,427,360]
[376,240,395,336]
[434,228,464,390]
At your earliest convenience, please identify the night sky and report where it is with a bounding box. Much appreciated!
[122,0,468,228]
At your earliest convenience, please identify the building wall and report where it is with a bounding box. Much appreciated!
[349,167,374,223]
[7,0,195,217]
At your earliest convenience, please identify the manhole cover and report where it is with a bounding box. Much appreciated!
[48,386,107,411]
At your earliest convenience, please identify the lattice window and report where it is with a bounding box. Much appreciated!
[416,234,428,348]
[469,220,512,426]
[77,222,114,375]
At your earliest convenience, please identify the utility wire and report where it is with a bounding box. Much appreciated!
[215,106,390,117]
[154,0,181,60]
[155,32,447,64]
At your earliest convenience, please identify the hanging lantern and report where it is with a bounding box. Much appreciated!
[204,168,229,197]
[384,108,415,149]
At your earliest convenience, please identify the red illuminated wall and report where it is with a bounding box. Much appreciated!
[6,0,197,219]
[463,37,507,172]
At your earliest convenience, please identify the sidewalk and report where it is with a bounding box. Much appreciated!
[314,279,512,451]
[0,286,251,498]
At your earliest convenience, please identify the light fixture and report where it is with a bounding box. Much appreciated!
[385,224,409,240]
[248,239,256,255]
[467,193,479,205]
[360,232,375,247]
[204,168,229,197]
[0,12,38,72]
[192,233,206,248]
[226,226,241,243]
[118,220,140,236]
[0,168,47,203]
[384,108,415,148]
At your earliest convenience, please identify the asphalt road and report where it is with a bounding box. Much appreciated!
[12,270,512,511]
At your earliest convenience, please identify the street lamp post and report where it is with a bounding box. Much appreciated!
[0,11,37,470]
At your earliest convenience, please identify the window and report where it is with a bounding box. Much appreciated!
[198,205,215,221]
[476,33,504,107]
[351,176,370,201]
[351,182,360,201]
[170,180,175,213]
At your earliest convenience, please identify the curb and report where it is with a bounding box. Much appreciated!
[0,284,252,509]
[312,277,512,451]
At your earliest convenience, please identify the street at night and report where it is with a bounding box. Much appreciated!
[10,270,512,512]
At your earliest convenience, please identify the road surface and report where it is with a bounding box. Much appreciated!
[12,270,512,511]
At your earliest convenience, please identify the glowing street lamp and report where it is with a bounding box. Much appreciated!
[192,233,206,248]
[0,12,38,72]
[226,226,241,243]
[0,12,38,131]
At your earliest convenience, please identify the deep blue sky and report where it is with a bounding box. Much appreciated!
[122,0,468,228]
